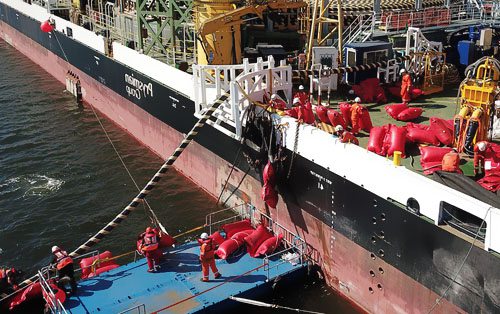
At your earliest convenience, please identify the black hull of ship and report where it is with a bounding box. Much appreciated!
[0,2,498,313]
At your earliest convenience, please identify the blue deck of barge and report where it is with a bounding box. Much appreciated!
[64,241,304,313]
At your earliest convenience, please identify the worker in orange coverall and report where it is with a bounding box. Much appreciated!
[350,97,363,134]
[400,68,412,105]
[199,232,221,282]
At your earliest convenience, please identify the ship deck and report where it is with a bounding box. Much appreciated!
[65,242,305,314]
[320,86,478,176]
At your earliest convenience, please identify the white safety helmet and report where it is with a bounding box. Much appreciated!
[348,89,355,95]
[354,97,361,103]
[299,85,305,91]
[477,142,487,152]
[200,232,209,240]
[293,97,301,105]
[271,94,278,100]
[51,246,60,253]
[400,68,407,74]
[334,125,344,133]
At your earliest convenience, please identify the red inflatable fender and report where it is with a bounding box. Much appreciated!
[80,251,113,279]
[406,126,440,146]
[215,239,242,260]
[385,103,409,120]
[300,102,315,124]
[159,233,176,248]
[209,231,226,246]
[359,106,373,132]
[419,146,453,163]
[397,107,423,121]
[231,229,254,242]
[222,219,252,238]
[315,105,330,124]
[477,173,500,192]
[261,183,278,209]
[411,88,424,98]
[42,284,66,309]
[263,161,276,186]
[376,91,387,104]
[88,264,120,278]
[9,282,42,310]
[40,20,54,33]
[254,234,284,257]
[385,125,407,157]
[327,109,346,129]
[244,224,273,257]
[367,126,389,155]
[339,102,352,127]
[430,117,453,146]
[286,108,299,119]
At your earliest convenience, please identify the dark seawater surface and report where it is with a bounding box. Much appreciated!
[0,39,360,314]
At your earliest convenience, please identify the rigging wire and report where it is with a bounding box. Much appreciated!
[427,206,492,313]
[229,296,325,314]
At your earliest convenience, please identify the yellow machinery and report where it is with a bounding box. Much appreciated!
[195,0,306,65]
[454,57,500,154]
[421,51,446,95]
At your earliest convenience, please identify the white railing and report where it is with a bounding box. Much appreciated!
[192,57,292,139]
[333,14,375,49]
[38,269,68,314]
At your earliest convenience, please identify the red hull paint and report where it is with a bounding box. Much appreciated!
[0,20,464,314]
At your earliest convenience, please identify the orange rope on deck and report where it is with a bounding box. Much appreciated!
[151,263,269,313]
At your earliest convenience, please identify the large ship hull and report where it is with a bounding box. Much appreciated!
[0,2,498,313]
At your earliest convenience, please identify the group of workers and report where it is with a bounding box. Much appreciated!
[136,228,220,281]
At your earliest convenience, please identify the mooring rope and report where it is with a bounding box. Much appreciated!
[69,93,229,257]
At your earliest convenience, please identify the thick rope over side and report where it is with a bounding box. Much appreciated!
[70,93,229,258]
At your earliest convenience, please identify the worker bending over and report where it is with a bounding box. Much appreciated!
[139,227,162,272]
[51,245,77,292]
[334,125,359,145]
[199,232,221,282]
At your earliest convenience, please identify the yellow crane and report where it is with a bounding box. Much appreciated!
[196,0,306,65]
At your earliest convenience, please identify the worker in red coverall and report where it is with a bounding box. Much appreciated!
[199,232,221,282]
[293,85,309,104]
[400,68,412,105]
[350,97,363,134]
[334,125,359,145]
[474,141,500,175]
[0,268,19,296]
[269,94,287,111]
[139,227,162,272]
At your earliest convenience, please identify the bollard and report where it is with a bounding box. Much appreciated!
[393,151,402,166]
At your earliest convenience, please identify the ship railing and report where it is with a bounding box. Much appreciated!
[37,269,68,314]
[205,203,253,235]
[193,56,291,140]
[118,303,146,314]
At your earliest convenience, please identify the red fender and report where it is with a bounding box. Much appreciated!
[221,219,252,238]
[215,239,242,259]
[327,109,346,129]
[286,107,299,119]
[263,161,276,186]
[430,117,453,146]
[397,107,423,121]
[339,102,352,127]
[367,126,389,155]
[385,125,407,157]
[40,20,54,33]
[359,106,373,132]
[255,234,284,257]
[315,105,330,124]
[244,225,273,257]
[261,183,278,209]
[420,146,453,163]
[406,124,440,146]
[385,103,409,120]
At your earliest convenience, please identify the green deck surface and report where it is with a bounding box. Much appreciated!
[326,86,476,177]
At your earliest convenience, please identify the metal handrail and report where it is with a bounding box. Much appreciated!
[37,270,68,314]
[205,203,251,234]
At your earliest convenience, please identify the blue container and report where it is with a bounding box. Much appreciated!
[458,40,475,66]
